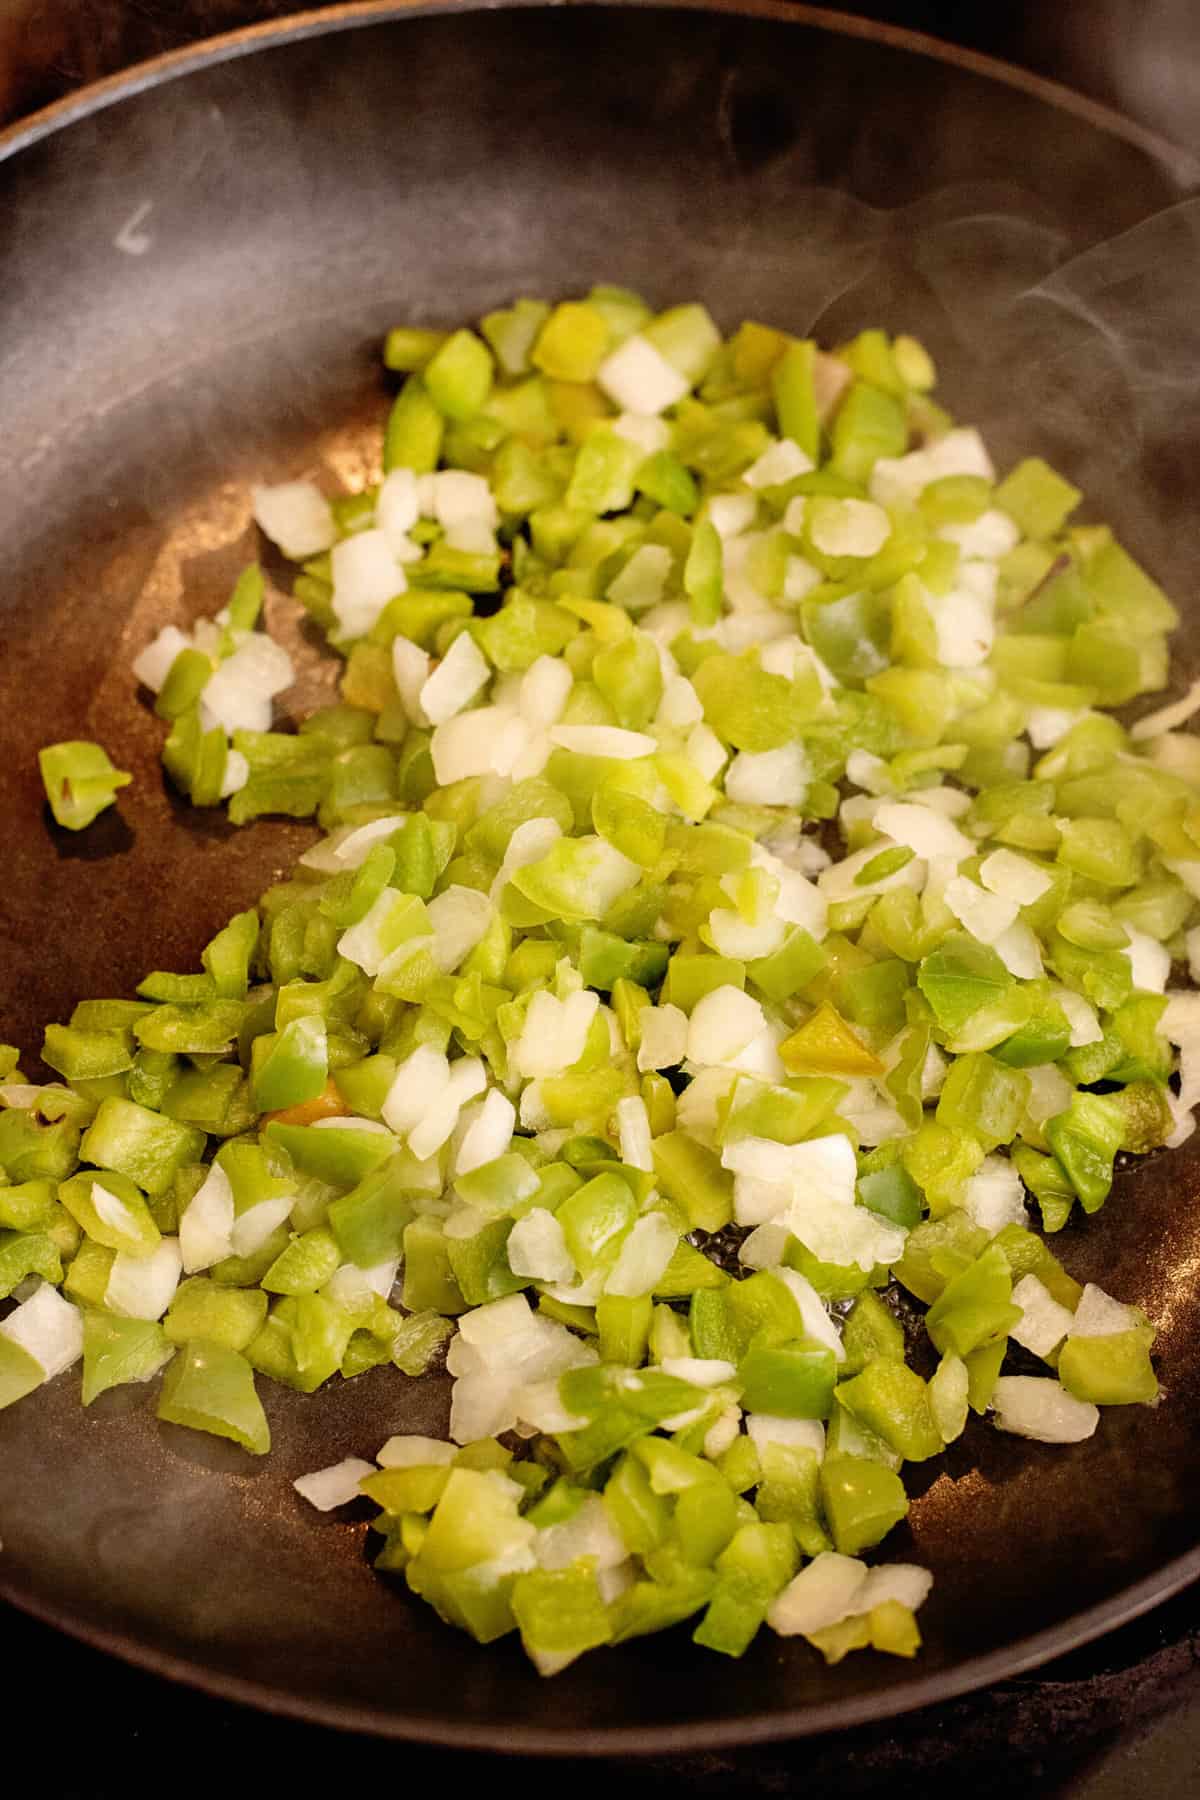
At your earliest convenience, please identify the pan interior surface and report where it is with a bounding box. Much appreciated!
[1,0,1199,1751]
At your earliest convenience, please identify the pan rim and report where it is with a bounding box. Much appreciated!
[2,0,1199,1751]
[2,0,1199,184]
[6,1539,1199,1752]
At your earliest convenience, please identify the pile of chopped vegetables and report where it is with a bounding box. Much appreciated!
[9,287,1200,1677]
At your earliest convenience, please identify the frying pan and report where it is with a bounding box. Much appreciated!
[2,0,1200,1754]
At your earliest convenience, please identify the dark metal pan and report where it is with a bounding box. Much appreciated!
[2,0,1199,1754]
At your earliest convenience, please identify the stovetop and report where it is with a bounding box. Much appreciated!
[2,2,1198,1790]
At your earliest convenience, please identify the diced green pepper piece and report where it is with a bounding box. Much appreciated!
[81,1310,174,1404]
[263,1122,394,1189]
[819,1454,909,1555]
[840,1289,906,1374]
[0,1230,62,1299]
[994,457,1081,538]
[58,1169,161,1258]
[651,1132,734,1233]
[41,1024,134,1083]
[835,1356,942,1461]
[755,1441,831,1557]
[253,1017,329,1114]
[738,1340,836,1418]
[157,1339,270,1455]
[935,1052,1029,1153]
[79,1098,205,1198]
[0,1331,47,1410]
[38,740,131,830]
[511,1562,613,1675]
[925,1243,1021,1358]
[384,377,444,474]
[261,1227,341,1297]
[164,1278,268,1352]
[422,329,494,421]
[1046,1091,1126,1214]
[693,1520,799,1658]
[1058,1330,1157,1405]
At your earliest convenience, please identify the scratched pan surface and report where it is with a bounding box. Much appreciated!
[2,0,1200,1753]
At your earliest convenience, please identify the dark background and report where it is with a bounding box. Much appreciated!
[2,2,1199,1793]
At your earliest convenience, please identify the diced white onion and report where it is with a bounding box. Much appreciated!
[506,1209,575,1285]
[179,1162,235,1273]
[783,556,823,602]
[548,725,657,760]
[817,840,925,904]
[708,493,757,540]
[419,631,491,725]
[0,1282,83,1379]
[375,467,420,541]
[132,624,194,694]
[615,1095,654,1173]
[979,849,1053,907]
[293,1458,375,1511]
[845,749,891,796]
[856,1564,934,1615]
[783,1186,906,1274]
[874,800,973,863]
[392,634,432,725]
[331,529,404,638]
[230,1196,294,1259]
[773,1267,845,1363]
[939,508,1019,559]
[1124,928,1170,995]
[519,655,573,728]
[687,986,766,1066]
[1056,986,1103,1048]
[743,438,814,489]
[1028,705,1089,749]
[724,743,810,808]
[332,814,410,870]
[454,1088,516,1176]
[429,469,498,529]
[1130,679,1200,741]
[407,1057,486,1161]
[105,1237,182,1322]
[535,1495,628,1570]
[661,1356,737,1388]
[91,1181,141,1239]
[807,498,890,558]
[1010,1273,1074,1359]
[992,1375,1099,1443]
[685,721,728,783]
[1070,1283,1135,1338]
[603,1213,678,1298]
[337,888,424,977]
[596,334,689,416]
[768,1552,869,1637]
[703,1407,743,1459]
[636,1003,689,1071]
[381,1045,450,1136]
[945,876,1019,945]
[611,412,671,455]
[926,577,995,669]
[376,1435,457,1468]
[427,884,493,973]
[251,479,336,559]
[962,1155,1027,1236]
[514,988,599,1080]
[220,749,250,798]
[747,1413,826,1459]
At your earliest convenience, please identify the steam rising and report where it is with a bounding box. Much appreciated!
[703,177,1200,664]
